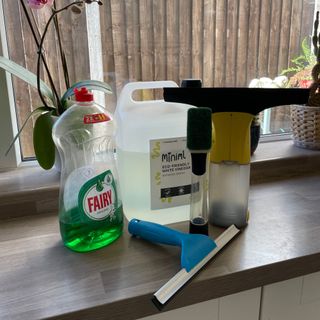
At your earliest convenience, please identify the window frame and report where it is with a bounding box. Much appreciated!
[0,2,106,170]
[0,0,21,170]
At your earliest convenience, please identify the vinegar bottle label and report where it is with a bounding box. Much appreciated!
[150,137,192,210]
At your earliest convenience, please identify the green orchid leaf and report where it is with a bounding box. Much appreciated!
[281,67,299,75]
[61,80,112,107]
[0,56,54,104]
[5,106,55,156]
[33,111,55,170]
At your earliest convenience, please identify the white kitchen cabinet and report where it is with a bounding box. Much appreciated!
[139,298,219,320]
[140,271,320,320]
[139,288,261,320]
[219,288,261,320]
[260,271,320,320]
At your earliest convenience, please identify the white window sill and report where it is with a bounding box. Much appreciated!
[251,139,320,183]
[251,138,320,163]
[0,139,319,219]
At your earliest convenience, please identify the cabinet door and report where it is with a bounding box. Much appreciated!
[260,271,320,320]
[139,288,261,320]
[219,287,261,320]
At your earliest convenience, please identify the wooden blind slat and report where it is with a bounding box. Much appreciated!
[192,0,204,80]
[277,0,293,72]
[236,0,250,86]
[179,0,192,83]
[166,0,179,83]
[110,0,129,96]
[124,0,135,82]
[70,8,90,82]
[257,0,272,77]
[247,0,261,83]
[132,0,142,84]
[153,0,166,82]
[203,0,216,87]
[139,0,154,100]
[215,0,227,86]
[225,0,238,86]
[139,0,154,81]
[288,0,304,63]
[268,0,282,79]
[123,0,142,102]
[57,2,76,85]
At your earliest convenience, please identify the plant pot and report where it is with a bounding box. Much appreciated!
[290,104,320,150]
[250,123,261,155]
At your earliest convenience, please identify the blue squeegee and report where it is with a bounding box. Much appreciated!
[128,219,240,306]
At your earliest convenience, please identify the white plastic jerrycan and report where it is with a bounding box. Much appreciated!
[115,81,195,225]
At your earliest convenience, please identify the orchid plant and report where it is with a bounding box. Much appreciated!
[281,37,315,89]
[0,0,111,170]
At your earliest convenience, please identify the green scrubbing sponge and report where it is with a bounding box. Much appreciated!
[187,107,212,150]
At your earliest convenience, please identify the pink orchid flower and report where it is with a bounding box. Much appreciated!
[27,0,54,10]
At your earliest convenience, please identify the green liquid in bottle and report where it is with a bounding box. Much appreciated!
[60,205,123,252]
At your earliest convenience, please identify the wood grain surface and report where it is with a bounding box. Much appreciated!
[0,172,320,319]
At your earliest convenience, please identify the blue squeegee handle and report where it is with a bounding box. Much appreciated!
[128,219,185,247]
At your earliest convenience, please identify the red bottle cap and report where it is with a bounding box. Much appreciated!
[74,87,94,102]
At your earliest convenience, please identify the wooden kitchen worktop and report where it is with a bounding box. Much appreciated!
[0,170,320,320]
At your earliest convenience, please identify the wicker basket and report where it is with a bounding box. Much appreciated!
[290,104,320,150]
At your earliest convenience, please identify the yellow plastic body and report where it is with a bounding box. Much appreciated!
[210,112,254,165]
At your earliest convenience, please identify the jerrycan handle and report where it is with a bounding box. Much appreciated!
[116,81,178,112]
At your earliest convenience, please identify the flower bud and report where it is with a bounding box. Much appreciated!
[27,0,54,9]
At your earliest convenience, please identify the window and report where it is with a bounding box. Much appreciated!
[1,0,318,163]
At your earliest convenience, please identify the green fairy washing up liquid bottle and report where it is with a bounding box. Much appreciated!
[52,87,123,252]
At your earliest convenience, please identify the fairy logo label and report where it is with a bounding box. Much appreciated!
[78,170,117,221]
